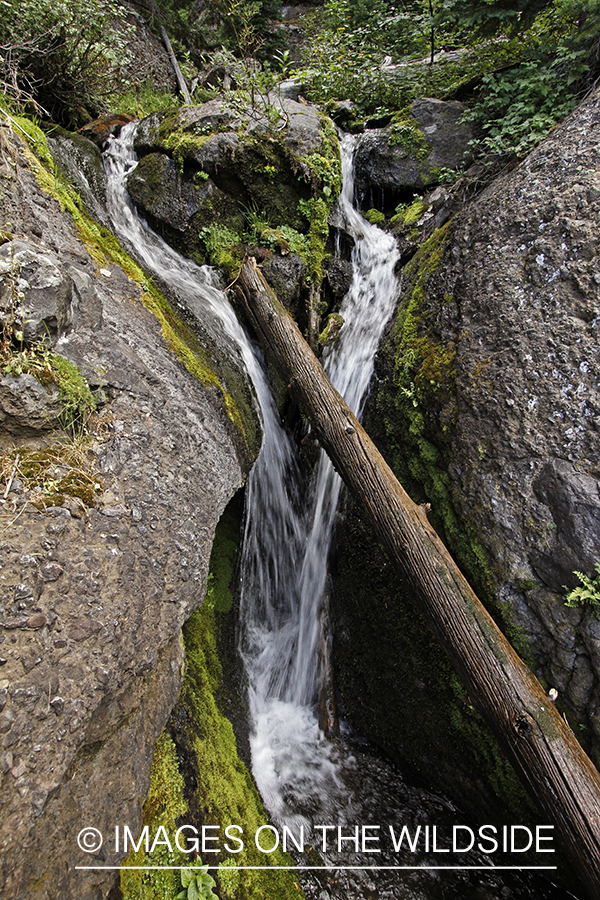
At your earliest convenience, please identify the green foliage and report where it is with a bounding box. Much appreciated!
[462,1,600,159]
[199,224,243,274]
[177,865,218,900]
[432,0,552,37]
[295,0,599,161]
[110,82,179,120]
[564,564,600,615]
[243,206,309,256]
[155,0,284,63]
[0,0,131,126]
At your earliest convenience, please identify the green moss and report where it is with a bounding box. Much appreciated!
[364,208,385,226]
[199,224,244,277]
[390,198,427,229]
[175,605,302,899]
[388,111,430,159]
[318,312,344,347]
[121,504,302,900]
[5,444,102,510]
[204,504,241,614]
[121,731,188,900]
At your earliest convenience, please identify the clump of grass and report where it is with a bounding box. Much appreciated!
[0,440,105,511]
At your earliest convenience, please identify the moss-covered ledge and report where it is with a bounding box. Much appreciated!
[126,500,303,900]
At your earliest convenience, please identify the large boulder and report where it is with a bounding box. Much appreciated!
[334,86,600,780]
[0,127,259,900]
[353,98,474,211]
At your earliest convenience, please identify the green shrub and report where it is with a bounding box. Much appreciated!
[0,0,131,126]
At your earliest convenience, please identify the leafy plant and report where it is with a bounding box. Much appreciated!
[564,564,600,615]
[177,864,218,900]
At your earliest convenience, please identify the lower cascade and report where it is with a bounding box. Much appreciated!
[103,125,572,900]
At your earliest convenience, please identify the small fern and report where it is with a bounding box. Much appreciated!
[564,564,600,616]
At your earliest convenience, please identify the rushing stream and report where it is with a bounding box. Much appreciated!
[102,125,575,900]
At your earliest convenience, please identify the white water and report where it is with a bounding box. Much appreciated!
[239,133,401,827]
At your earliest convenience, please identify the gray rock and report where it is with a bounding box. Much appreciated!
[126,153,237,235]
[0,239,73,345]
[354,98,473,207]
[367,85,600,747]
[0,123,259,899]
[325,258,353,301]
[532,459,600,590]
[0,373,62,438]
[130,96,333,243]
[261,252,306,309]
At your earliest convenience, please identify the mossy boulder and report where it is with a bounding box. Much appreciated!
[344,87,600,772]
[128,96,341,276]
[126,152,243,256]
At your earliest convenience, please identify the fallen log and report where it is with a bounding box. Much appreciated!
[237,256,600,900]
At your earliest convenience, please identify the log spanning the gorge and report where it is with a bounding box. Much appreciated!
[237,257,600,900]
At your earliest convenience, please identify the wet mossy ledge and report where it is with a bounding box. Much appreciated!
[122,502,302,900]
[10,113,260,466]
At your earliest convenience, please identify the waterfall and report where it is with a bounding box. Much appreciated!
[101,126,568,900]
[238,133,401,826]
[103,125,399,828]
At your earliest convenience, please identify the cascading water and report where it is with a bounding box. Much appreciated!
[102,125,571,900]
[238,132,402,827]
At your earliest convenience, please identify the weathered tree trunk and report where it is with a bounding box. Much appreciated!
[161,26,192,104]
[237,257,600,900]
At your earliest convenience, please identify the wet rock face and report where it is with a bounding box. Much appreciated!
[0,132,256,898]
[353,98,473,211]
[365,87,600,754]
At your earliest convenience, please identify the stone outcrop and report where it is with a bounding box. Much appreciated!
[0,125,259,899]
[333,86,600,789]
[126,96,337,259]
[353,97,474,212]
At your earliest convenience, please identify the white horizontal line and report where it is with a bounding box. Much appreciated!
[75,865,558,871]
